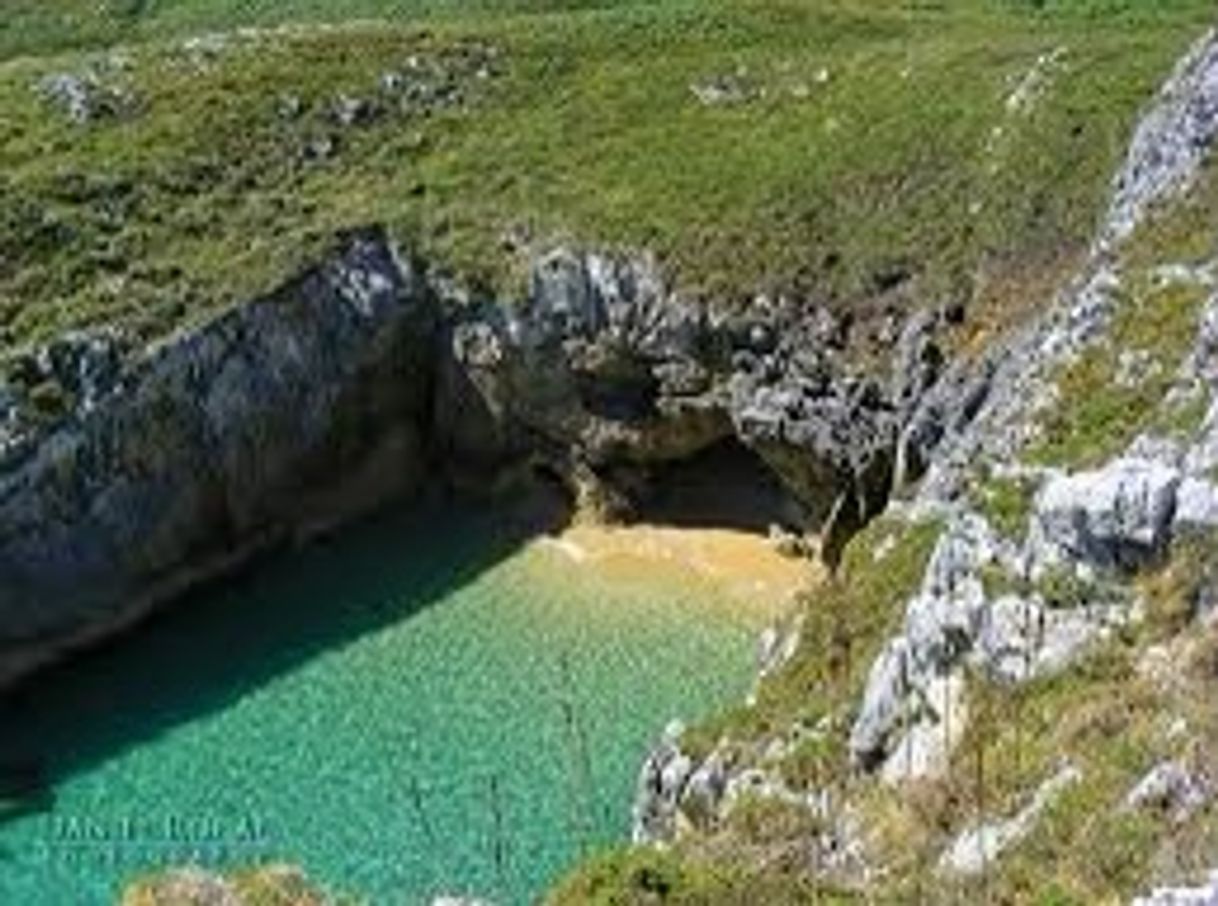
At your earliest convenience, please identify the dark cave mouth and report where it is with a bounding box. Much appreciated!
[631,437,805,536]
[529,435,808,538]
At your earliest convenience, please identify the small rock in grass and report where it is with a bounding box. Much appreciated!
[37,71,132,124]
[276,93,304,119]
[1125,759,1212,823]
[690,74,757,106]
[331,94,377,128]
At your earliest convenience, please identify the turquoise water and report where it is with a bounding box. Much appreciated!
[0,501,768,904]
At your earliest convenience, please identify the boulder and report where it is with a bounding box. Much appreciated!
[850,514,995,768]
[1175,476,1218,532]
[1031,458,1181,571]
[631,721,693,844]
[37,71,133,124]
[1125,760,1212,823]
[975,593,1128,683]
[974,594,1044,684]
[681,747,731,826]
[849,638,912,770]
[879,670,967,784]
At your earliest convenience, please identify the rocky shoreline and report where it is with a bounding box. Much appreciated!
[2,6,1216,905]
[0,229,437,689]
[0,212,976,692]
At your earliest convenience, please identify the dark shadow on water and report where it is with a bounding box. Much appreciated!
[0,486,566,807]
[0,761,53,820]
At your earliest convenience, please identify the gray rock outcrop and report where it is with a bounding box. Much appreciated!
[1030,457,1182,571]
[631,721,694,844]
[849,512,999,771]
[1124,760,1212,823]
[921,26,1218,507]
[848,26,1218,781]
[0,230,966,689]
[0,228,437,687]
[442,247,962,543]
[37,67,135,124]
[1104,28,1218,247]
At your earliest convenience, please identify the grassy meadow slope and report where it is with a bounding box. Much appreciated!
[1,1,1211,364]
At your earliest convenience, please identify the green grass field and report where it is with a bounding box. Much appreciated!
[2,0,1212,63]
[0,0,640,61]
[2,1,1212,357]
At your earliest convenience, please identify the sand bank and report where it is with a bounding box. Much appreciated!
[533,522,817,614]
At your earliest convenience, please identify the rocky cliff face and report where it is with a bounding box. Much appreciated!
[0,206,971,690]
[440,245,972,558]
[621,26,1218,905]
[0,211,969,687]
[0,228,437,687]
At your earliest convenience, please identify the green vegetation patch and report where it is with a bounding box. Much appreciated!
[0,1,1211,360]
[1139,530,1218,639]
[858,633,1217,903]
[1123,150,1218,273]
[840,533,1218,903]
[1030,276,1212,468]
[682,514,941,773]
[546,842,840,906]
[1028,154,1218,469]
[970,472,1038,541]
[581,512,1218,904]
[558,515,944,903]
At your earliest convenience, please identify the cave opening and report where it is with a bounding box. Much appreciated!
[576,366,661,423]
[634,436,803,535]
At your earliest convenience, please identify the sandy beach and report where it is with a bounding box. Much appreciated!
[534,522,818,614]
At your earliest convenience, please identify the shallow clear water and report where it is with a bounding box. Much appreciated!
[0,501,772,905]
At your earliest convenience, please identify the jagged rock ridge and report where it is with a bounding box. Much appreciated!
[625,25,1218,904]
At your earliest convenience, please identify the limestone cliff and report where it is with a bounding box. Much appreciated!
[603,26,1218,906]
[0,212,969,690]
[0,228,436,687]
[2,11,1216,906]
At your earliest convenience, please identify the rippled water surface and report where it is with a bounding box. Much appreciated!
[0,501,775,904]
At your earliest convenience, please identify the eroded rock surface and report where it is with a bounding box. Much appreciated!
[0,229,437,686]
[1104,27,1218,247]
[0,227,966,689]
[1031,457,1182,571]
[442,247,967,549]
